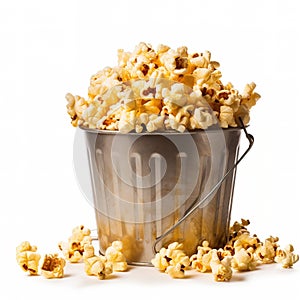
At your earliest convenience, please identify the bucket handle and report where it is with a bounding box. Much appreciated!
[152,117,254,254]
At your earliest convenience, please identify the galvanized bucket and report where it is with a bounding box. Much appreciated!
[76,123,253,265]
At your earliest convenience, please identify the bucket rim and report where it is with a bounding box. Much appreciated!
[78,125,245,136]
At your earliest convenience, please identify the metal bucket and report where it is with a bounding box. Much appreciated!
[77,124,253,265]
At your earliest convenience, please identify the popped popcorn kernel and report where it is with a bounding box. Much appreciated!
[255,236,279,264]
[16,241,41,275]
[83,243,113,280]
[58,225,92,263]
[190,241,213,273]
[166,263,185,279]
[231,246,257,271]
[105,241,128,272]
[151,247,169,272]
[65,93,88,127]
[275,244,299,268]
[228,218,251,245]
[41,254,66,279]
[151,242,190,278]
[210,250,233,282]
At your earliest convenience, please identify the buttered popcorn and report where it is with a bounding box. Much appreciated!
[151,242,190,278]
[58,225,92,263]
[66,42,261,132]
[155,219,298,281]
[275,244,299,268]
[41,254,66,279]
[16,241,41,275]
[105,241,128,272]
[83,243,113,280]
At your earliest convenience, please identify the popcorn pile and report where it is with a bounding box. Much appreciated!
[16,225,128,280]
[152,219,299,281]
[17,221,298,282]
[66,42,260,133]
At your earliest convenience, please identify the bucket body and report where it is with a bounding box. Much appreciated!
[83,128,241,265]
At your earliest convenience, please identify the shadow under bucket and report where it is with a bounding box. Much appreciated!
[76,123,253,266]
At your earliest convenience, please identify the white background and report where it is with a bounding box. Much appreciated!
[1,0,299,298]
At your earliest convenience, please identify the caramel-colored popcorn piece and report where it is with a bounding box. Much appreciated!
[16,241,41,275]
[41,254,66,279]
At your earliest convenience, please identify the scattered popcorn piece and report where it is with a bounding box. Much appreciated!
[83,243,113,280]
[105,241,128,272]
[275,244,299,268]
[151,247,169,272]
[166,242,190,268]
[227,218,251,246]
[151,242,190,278]
[255,236,279,264]
[16,241,41,275]
[58,225,92,263]
[190,241,213,272]
[41,254,66,279]
[165,263,185,279]
[231,245,257,271]
[210,250,233,282]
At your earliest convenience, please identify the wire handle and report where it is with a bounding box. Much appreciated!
[152,118,254,254]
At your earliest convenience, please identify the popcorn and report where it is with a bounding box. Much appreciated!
[16,241,41,275]
[83,244,113,280]
[241,82,261,109]
[190,241,213,272]
[105,241,128,272]
[210,250,233,282]
[166,242,190,267]
[16,221,298,283]
[227,218,251,245]
[146,115,165,132]
[66,43,261,132]
[165,263,185,279]
[231,246,257,271]
[41,254,66,279]
[274,244,299,268]
[66,93,88,127]
[151,247,169,272]
[58,225,92,263]
[219,105,237,128]
[255,236,279,264]
[151,242,190,278]
[190,242,234,281]
[190,106,216,129]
